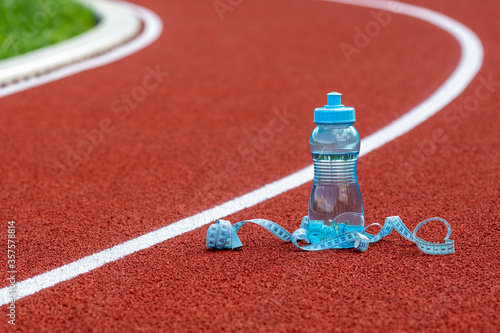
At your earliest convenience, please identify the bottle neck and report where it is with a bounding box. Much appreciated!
[315,123,354,129]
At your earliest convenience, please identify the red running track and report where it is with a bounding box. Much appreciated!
[0,0,499,331]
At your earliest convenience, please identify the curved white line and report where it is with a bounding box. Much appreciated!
[0,0,483,306]
[329,0,484,155]
[0,1,163,98]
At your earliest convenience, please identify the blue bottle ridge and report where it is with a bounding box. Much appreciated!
[308,92,364,234]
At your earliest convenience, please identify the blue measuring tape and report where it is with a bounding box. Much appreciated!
[206,216,455,255]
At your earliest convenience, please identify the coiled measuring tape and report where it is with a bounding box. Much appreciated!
[206,216,454,255]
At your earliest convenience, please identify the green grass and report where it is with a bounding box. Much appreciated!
[0,0,97,60]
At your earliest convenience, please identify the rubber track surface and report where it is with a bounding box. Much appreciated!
[0,0,498,331]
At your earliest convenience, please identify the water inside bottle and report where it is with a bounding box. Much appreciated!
[308,152,364,230]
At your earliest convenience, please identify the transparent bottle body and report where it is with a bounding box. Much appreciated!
[308,124,364,230]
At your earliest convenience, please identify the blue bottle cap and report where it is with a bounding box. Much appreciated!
[314,92,355,124]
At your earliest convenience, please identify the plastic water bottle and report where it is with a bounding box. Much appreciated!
[308,92,364,234]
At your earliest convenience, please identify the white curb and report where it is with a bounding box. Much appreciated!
[0,0,141,86]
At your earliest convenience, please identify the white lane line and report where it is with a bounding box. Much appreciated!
[0,0,483,306]
[0,1,163,99]
[328,0,484,155]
